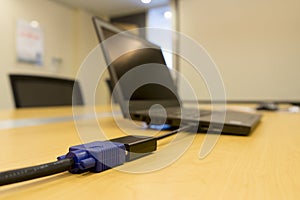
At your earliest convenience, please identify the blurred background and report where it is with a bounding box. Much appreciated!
[1,0,299,110]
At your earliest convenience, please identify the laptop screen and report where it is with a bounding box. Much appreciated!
[92,17,180,115]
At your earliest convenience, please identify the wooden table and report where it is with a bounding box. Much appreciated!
[0,105,299,199]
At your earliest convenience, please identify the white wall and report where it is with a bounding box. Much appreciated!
[178,0,300,102]
[0,0,110,110]
[74,10,111,106]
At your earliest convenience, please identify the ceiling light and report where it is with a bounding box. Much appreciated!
[141,0,152,4]
[164,11,172,19]
[30,20,39,28]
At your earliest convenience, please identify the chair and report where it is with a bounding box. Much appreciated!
[9,74,84,108]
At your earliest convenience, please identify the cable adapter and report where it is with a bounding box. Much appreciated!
[110,135,157,161]
[58,141,126,174]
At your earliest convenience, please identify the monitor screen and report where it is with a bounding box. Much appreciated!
[93,18,179,102]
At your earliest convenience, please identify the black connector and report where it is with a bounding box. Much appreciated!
[110,135,157,161]
[110,125,194,161]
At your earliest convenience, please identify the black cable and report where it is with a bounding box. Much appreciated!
[0,158,74,186]
[0,125,194,186]
[155,124,194,141]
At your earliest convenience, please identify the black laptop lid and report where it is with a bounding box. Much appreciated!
[92,17,180,117]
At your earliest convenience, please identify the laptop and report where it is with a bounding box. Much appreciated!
[92,17,261,135]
